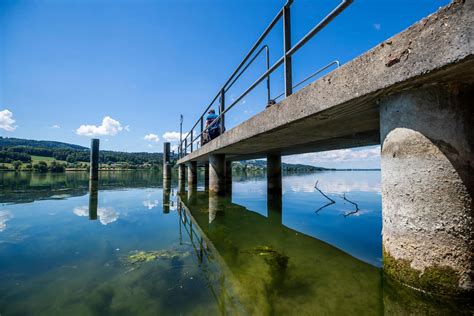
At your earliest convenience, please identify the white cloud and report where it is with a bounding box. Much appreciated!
[73,206,89,217]
[374,23,381,31]
[97,207,119,225]
[162,131,181,142]
[50,124,60,129]
[76,116,123,137]
[147,144,153,148]
[0,211,12,232]
[144,133,160,142]
[0,109,17,131]
[124,125,130,132]
[143,199,159,210]
[73,206,119,225]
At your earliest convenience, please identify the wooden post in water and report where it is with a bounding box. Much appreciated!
[88,180,98,220]
[90,139,99,181]
[163,142,171,181]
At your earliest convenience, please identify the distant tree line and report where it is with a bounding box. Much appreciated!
[0,145,165,166]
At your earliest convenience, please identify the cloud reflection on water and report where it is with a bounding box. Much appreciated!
[0,210,12,232]
[73,206,119,225]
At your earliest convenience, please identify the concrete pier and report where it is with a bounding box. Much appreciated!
[187,161,197,189]
[163,142,171,181]
[90,139,99,181]
[380,83,473,296]
[209,154,225,196]
[178,164,186,193]
[267,154,282,196]
[225,161,232,195]
[175,0,473,296]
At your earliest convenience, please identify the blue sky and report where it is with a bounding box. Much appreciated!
[0,0,449,168]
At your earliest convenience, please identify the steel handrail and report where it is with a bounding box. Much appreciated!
[183,45,272,150]
[186,60,340,148]
[179,0,353,156]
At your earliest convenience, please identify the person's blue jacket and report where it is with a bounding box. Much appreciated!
[206,113,219,131]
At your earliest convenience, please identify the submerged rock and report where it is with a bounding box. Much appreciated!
[125,249,191,265]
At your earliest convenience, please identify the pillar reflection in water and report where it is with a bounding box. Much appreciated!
[187,184,197,206]
[88,180,98,220]
[267,193,282,226]
[163,179,171,213]
[204,164,209,191]
[209,193,226,225]
[178,164,186,194]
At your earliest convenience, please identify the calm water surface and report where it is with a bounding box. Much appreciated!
[0,171,467,315]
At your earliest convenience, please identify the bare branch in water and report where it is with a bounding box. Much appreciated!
[341,193,360,217]
[314,181,335,214]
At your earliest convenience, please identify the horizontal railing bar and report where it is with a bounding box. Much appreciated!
[224,45,269,94]
[221,9,283,92]
[273,60,340,100]
[287,0,352,57]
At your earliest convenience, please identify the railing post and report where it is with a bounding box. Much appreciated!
[219,89,225,133]
[265,46,271,103]
[179,114,183,158]
[283,1,293,97]
[200,117,204,148]
[184,138,188,156]
[190,129,193,152]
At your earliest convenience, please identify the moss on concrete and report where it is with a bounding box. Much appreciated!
[383,247,464,296]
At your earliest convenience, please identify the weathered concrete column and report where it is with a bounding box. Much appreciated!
[225,161,232,195]
[204,164,209,190]
[90,139,99,180]
[209,154,225,196]
[380,83,473,296]
[88,180,98,220]
[163,142,171,181]
[267,154,282,196]
[178,164,186,193]
[187,161,197,189]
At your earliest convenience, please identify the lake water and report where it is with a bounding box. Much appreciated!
[0,171,469,315]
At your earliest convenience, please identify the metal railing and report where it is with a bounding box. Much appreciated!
[179,0,352,158]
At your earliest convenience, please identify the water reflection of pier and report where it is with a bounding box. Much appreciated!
[178,190,383,315]
[176,190,469,315]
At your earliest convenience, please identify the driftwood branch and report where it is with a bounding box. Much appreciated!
[341,193,360,217]
[314,181,335,214]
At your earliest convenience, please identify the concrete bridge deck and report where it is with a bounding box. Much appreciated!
[177,0,473,164]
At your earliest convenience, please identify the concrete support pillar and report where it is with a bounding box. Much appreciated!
[267,154,282,196]
[163,142,171,181]
[225,161,232,195]
[209,154,225,196]
[88,180,98,220]
[380,83,473,296]
[90,139,99,180]
[187,161,197,189]
[204,164,209,190]
[178,164,186,193]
